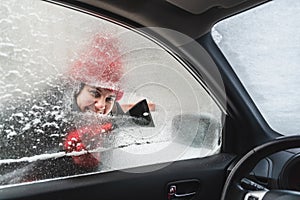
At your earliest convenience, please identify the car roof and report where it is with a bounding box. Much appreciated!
[54,0,270,39]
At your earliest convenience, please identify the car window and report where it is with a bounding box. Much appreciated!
[0,0,223,186]
[212,0,300,136]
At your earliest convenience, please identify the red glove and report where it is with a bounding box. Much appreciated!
[64,123,112,168]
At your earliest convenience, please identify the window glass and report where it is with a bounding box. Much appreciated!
[212,0,300,135]
[0,0,223,186]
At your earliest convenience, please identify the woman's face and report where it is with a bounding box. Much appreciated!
[76,85,117,115]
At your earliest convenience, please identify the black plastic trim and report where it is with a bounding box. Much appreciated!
[198,33,280,154]
[0,154,235,200]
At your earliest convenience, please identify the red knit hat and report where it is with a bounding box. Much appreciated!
[68,34,124,101]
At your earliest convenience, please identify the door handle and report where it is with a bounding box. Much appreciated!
[175,192,196,198]
[168,185,196,199]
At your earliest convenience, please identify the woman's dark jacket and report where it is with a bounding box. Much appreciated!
[0,81,105,185]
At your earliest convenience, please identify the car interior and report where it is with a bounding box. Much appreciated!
[1,0,300,200]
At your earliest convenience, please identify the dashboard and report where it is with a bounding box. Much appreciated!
[279,153,300,191]
[247,148,300,192]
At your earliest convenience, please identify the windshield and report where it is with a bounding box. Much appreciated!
[212,0,300,136]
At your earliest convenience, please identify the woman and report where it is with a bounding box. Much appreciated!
[0,34,125,184]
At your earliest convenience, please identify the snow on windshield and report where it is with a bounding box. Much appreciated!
[212,0,300,135]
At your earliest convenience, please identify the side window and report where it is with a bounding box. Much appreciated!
[0,0,223,185]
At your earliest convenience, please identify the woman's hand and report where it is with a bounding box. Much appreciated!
[64,123,112,168]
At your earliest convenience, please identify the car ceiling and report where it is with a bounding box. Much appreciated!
[54,0,271,40]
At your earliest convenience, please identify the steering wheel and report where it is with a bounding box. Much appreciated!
[220,135,300,200]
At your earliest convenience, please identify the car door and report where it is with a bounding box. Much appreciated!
[0,0,272,200]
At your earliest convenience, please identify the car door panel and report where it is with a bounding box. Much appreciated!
[0,154,235,200]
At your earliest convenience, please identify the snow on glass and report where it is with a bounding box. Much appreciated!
[0,0,118,184]
[0,0,169,185]
[1,0,222,186]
